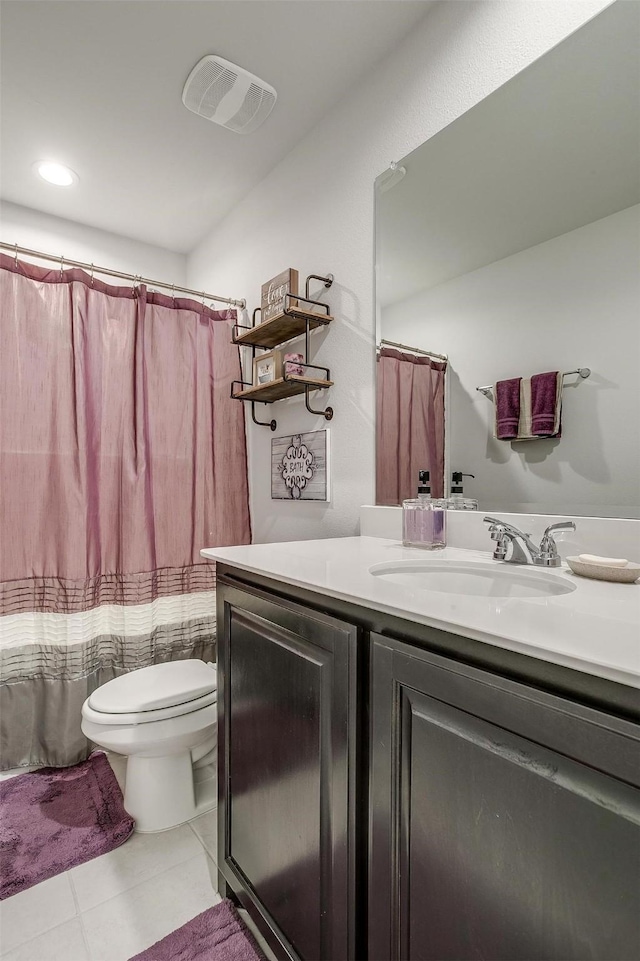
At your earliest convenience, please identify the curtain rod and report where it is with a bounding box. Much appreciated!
[378,338,448,361]
[0,241,246,309]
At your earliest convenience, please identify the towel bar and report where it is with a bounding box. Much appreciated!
[476,368,591,398]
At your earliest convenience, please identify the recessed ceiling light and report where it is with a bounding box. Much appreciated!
[35,161,77,187]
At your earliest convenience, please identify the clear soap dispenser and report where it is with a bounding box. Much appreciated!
[447,472,478,511]
[402,470,447,549]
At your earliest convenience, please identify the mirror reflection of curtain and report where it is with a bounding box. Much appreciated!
[376,347,446,505]
[0,253,250,768]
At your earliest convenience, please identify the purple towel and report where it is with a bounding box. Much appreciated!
[495,377,521,439]
[531,371,561,436]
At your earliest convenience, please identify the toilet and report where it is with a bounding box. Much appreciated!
[81,659,217,833]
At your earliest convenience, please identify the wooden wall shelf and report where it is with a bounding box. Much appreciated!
[233,375,334,404]
[233,307,333,350]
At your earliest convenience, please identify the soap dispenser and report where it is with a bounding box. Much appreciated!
[402,470,447,549]
[448,472,477,511]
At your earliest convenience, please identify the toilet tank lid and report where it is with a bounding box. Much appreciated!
[88,660,217,714]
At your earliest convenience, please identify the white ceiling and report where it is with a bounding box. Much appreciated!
[0,0,433,254]
[376,0,640,308]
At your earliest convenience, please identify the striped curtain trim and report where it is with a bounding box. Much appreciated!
[0,564,217,615]
[1,616,216,684]
[0,591,217,651]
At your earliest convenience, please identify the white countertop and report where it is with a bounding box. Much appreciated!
[201,537,640,689]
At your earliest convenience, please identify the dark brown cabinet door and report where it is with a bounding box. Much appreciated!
[369,633,640,961]
[217,578,359,961]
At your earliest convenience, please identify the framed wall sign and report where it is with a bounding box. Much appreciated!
[271,430,330,501]
[261,268,299,324]
[253,349,283,386]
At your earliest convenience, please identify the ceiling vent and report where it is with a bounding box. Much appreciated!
[182,55,277,135]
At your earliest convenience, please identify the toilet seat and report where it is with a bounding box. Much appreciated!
[85,659,217,725]
[83,688,217,726]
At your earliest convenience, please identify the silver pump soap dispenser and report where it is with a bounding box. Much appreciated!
[402,470,447,549]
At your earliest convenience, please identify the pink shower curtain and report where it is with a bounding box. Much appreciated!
[0,253,250,766]
[376,347,446,505]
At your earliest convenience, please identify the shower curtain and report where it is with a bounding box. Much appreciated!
[376,346,446,505]
[0,253,250,768]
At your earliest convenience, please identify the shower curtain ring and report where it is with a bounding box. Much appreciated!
[201,291,206,305]
[60,254,64,280]
[171,284,175,303]
[14,243,19,267]
[90,263,95,286]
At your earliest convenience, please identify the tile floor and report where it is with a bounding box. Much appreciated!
[0,756,274,961]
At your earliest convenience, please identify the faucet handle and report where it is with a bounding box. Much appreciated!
[542,521,576,537]
[483,516,530,537]
[541,521,576,549]
[483,517,508,558]
[483,516,505,529]
[537,520,576,566]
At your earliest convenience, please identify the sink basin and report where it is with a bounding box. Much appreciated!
[369,559,576,598]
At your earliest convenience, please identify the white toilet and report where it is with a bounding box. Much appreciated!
[81,659,217,833]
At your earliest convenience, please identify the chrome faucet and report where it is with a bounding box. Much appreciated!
[483,517,576,567]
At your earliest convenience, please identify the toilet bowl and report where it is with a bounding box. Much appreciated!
[81,659,217,833]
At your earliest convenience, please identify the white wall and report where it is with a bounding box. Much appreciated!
[1,201,186,283]
[187,0,610,544]
[383,205,640,517]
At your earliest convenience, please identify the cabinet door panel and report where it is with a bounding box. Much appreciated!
[228,610,324,957]
[218,581,358,961]
[370,634,640,961]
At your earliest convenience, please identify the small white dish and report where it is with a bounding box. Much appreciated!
[566,556,640,584]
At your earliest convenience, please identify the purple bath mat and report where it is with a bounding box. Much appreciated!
[0,750,134,899]
[129,899,265,961]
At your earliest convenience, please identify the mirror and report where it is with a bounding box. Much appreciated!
[375,1,640,518]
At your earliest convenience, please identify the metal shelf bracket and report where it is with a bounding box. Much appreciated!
[305,273,334,299]
[251,402,277,431]
[305,386,333,421]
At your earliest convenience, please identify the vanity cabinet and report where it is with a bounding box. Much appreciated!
[216,567,640,961]
[369,634,640,961]
[216,579,360,961]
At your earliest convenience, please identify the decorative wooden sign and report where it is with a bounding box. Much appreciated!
[271,430,330,501]
[261,268,299,324]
